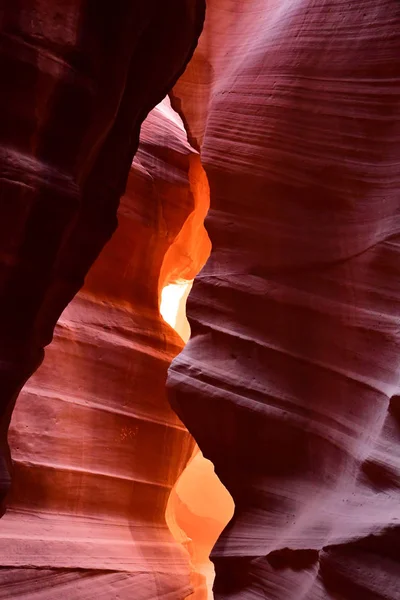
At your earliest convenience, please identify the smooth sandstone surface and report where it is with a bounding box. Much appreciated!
[1,97,212,599]
[169,1,400,598]
[1,1,400,599]
[0,0,205,510]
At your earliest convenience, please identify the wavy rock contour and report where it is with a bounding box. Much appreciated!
[168,1,400,598]
[1,98,210,599]
[0,0,205,512]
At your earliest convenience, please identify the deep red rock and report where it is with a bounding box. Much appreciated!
[1,98,211,599]
[0,0,205,512]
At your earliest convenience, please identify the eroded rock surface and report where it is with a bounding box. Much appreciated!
[168,1,400,597]
[1,96,209,598]
[2,1,400,598]
[0,0,205,512]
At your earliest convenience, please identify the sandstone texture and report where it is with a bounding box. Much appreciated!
[2,97,211,599]
[1,1,400,599]
[0,1,208,595]
[0,0,205,511]
[168,1,400,598]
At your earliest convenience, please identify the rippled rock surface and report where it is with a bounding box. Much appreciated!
[168,1,400,597]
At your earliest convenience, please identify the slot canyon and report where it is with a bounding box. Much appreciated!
[0,1,400,599]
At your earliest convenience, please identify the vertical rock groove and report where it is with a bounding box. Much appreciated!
[168,1,400,598]
[160,138,234,600]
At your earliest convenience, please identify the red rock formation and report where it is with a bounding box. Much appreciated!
[0,0,205,511]
[2,98,212,599]
[168,1,400,598]
[3,2,400,599]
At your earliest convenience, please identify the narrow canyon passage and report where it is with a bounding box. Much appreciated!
[161,279,235,600]
[1,2,400,600]
[157,104,234,599]
[160,281,234,599]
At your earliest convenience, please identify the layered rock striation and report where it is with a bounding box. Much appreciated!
[168,1,400,598]
[1,97,211,599]
[0,0,205,511]
[2,1,400,598]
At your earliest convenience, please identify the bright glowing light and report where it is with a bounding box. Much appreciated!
[160,281,192,342]
[159,151,233,599]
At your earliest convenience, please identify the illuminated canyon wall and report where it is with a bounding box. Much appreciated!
[0,1,400,600]
[168,0,400,598]
[3,98,214,599]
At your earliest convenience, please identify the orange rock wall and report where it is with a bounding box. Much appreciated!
[2,100,209,599]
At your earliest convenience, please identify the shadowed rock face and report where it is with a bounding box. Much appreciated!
[0,0,205,510]
[168,0,400,598]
